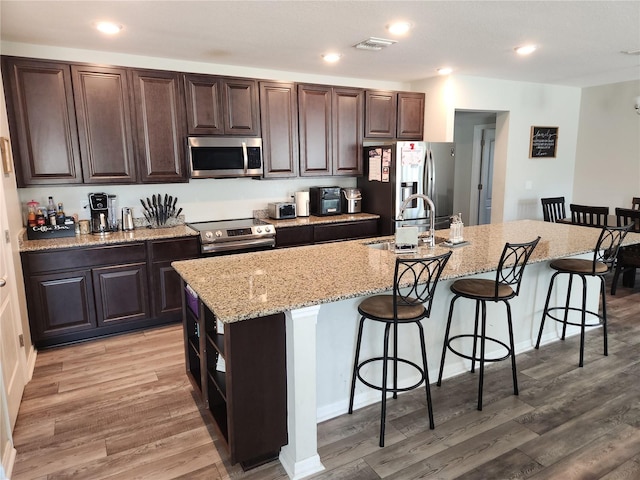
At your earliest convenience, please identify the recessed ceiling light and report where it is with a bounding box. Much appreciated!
[322,53,342,63]
[437,67,453,75]
[515,44,537,56]
[387,22,411,36]
[95,21,123,35]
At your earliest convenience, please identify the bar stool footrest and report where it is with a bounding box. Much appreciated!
[355,357,426,394]
[544,306,604,328]
[446,334,512,363]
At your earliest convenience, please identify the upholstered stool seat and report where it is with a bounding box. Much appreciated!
[536,225,631,367]
[348,251,452,447]
[437,237,540,411]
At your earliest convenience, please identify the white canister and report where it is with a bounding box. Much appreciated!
[295,191,310,217]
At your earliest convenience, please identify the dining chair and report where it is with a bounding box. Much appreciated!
[570,204,609,227]
[348,251,452,446]
[541,197,566,222]
[611,207,640,294]
[632,197,640,210]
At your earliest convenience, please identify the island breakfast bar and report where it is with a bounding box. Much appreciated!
[172,220,640,479]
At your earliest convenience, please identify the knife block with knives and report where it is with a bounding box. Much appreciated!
[139,194,183,228]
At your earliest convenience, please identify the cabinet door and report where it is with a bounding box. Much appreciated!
[93,263,149,326]
[259,81,299,178]
[1,57,82,186]
[333,87,363,176]
[222,78,260,135]
[184,73,224,135]
[275,225,313,247]
[397,92,425,140]
[27,270,96,343]
[131,69,187,183]
[364,90,397,139]
[298,84,332,176]
[72,65,137,183]
[313,219,378,243]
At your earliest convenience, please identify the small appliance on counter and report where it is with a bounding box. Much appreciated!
[268,202,296,220]
[89,192,117,235]
[309,186,342,216]
[294,191,310,217]
[341,188,362,214]
[121,207,135,231]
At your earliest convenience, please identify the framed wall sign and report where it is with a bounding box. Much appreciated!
[0,137,12,173]
[529,126,559,158]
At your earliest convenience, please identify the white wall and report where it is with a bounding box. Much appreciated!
[413,74,582,223]
[573,79,640,210]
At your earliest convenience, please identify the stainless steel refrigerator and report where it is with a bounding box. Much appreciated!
[358,141,456,236]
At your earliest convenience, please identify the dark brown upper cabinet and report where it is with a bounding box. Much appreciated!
[364,90,424,140]
[298,84,363,177]
[259,81,299,178]
[397,92,425,140]
[1,57,83,186]
[184,74,260,136]
[131,69,188,183]
[71,65,137,184]
[364,90,397,139]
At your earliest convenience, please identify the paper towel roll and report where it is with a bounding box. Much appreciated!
[295,191,310,217]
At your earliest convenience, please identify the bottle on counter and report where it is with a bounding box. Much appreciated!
[56,203,66,225]
[47,196,56,226]
[36,208,46,226]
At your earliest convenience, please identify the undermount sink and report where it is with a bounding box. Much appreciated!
[367,236,447,250]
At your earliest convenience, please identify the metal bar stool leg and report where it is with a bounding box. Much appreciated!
[379,322,392,447]
[437,295,459,386]
[471,300,480,374]
[417,322,435,429]
[579,275,587,367]
[348,316,366,414]
[393,321,398,400]
[561,274,574,340]
[505,300,518,395]
[599,276,608,356]
[477,300,487,411]
[536,272,559,349]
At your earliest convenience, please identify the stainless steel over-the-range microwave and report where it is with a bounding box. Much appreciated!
[187,136,263,179]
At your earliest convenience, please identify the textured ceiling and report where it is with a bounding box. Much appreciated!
[1,0,639,87]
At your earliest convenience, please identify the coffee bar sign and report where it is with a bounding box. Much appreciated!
[529,126,559,158]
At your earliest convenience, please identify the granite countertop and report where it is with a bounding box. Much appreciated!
[19,224,199,252]
[265,212,379,228]
[173,219,640,324]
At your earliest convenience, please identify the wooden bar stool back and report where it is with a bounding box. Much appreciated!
[436,237,540,411]
[535,225,631,366]
[541,196,566,222]
[348,250,452,447]
[611,208,640,294]
[632,197,640,210]
[570,204,609,227]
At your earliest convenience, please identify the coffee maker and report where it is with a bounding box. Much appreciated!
[89,193,115,234]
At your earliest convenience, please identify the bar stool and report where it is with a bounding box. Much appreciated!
[535,225,631,366]
[348,251,452,447]
[541,196,566,223]
[437,237,540,411]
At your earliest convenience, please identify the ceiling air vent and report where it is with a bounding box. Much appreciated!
[353,37,397,51]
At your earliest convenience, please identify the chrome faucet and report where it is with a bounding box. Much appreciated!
[398,193,436,247]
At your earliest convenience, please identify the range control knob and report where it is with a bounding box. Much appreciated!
[256,227,262,233]
[204,231,214,240]
[215,230,223,237]
[264,226,272,233]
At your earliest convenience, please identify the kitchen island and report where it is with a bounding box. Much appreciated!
[172,220,640,479]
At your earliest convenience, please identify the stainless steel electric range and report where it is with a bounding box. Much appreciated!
[187,218,276,256]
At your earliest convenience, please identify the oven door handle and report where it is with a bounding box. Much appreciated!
[201,237,275,254]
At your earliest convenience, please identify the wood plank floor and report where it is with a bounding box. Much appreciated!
[10,274,640,480]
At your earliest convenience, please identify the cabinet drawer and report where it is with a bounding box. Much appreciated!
[275,225,313,248]
[24,243,147,274]
[149,237,200,262]
[313,219,378,243]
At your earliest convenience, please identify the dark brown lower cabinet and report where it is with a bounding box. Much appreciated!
[276,218,379,247]
[22,236,199,348]
[182,290,287,470]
